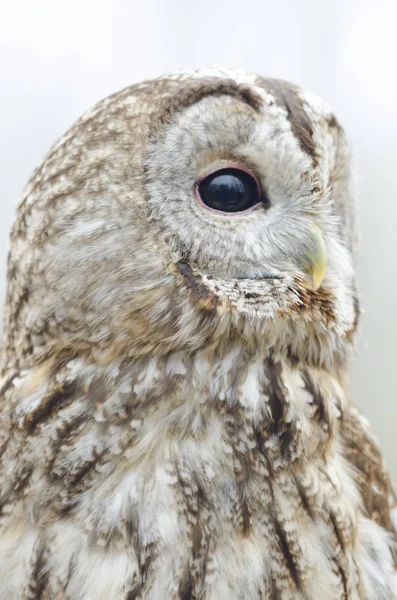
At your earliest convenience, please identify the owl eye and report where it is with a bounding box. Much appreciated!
[196,168,266,214]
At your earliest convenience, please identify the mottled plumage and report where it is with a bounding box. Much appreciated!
[0,68,395,599]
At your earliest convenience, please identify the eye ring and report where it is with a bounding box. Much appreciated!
[195,167,268,215]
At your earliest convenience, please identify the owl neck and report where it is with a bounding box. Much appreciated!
[9,342,348,474]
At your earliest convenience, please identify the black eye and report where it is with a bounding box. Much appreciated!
[196,168,266,214]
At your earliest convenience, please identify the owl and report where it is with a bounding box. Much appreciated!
[0,68,395,600]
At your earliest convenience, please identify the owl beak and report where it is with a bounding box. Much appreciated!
[304,224,327,291]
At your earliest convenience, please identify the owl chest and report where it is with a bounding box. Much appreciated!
[68,355,356,599]
[3,355,389,599]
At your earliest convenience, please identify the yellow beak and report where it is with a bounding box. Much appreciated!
[305,224,327,291]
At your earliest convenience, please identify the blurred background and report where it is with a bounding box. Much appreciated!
[0,0,396,478]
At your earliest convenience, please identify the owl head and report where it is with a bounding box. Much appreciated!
[1,69,359,373]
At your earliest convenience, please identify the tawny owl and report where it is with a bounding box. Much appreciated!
[0,68,395,600]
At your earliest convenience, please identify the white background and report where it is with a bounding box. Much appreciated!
[1,0,396,478]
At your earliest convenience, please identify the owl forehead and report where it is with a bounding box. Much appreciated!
[145,70,339,169]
